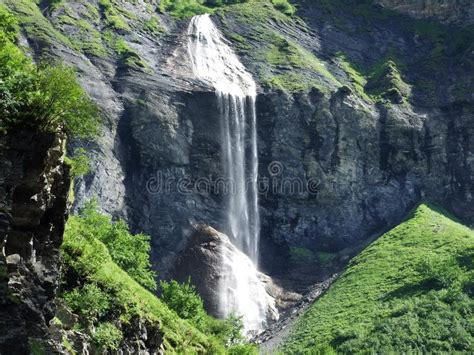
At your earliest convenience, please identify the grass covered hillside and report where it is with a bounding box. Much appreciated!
[281,204,474,353]
[58,203,256,354]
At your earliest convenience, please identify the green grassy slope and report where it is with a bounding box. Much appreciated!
[61,216,226,353]
[281,204,474,353]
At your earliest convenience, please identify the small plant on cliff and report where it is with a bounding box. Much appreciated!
[159,0,248,19]
[64,148,91,178]
[91,322,123,351]
[271,0,295,16]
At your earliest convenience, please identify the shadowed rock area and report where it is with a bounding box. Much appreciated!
[376,0,474,24]
[0,130,70,353]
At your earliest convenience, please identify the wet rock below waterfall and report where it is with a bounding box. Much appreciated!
[173,225,223,316]
[173,224,288,332]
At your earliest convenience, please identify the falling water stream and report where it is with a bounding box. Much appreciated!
[187,14,277,334]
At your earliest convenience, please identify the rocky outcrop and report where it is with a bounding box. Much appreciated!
[0,129,70,353]
[174,224,282,327]
[375,0,474,25]
[173,225,228,316]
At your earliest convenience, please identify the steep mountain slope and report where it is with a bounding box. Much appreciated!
[376,0,474,25]
[57,213,226,353]
[280,204,474,353]
[1,0,473,341]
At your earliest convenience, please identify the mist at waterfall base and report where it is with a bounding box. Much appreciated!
[187,14,278,334]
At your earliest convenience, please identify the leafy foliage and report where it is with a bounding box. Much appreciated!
[71,201,156,290]
[0,5,99,138]
[91,322,123,351]
[160,279,256,351]
[159,0,209,18]
[271,0,295,16]
[281,204,474,353]
[64,148,91,178]
[159,0,247,19]
[416,254,464,289]
[0,4,18,41]
[61,212,226,353]
[160,279,205,321]
[63,283,110,322]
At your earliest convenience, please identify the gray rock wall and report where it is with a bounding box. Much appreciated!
[0,130,70,353]
[375,0,474,25]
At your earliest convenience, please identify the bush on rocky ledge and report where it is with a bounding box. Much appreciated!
[0,4,99,139]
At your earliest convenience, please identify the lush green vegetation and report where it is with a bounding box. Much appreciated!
[0,4,99,138]
[219,0,339,93]
[160,279,257,352]
[64,148,90,178]
[335,52,411,104]
[159,0,295,20]
[270,0,295,16]
[60,203,257,353]
[366,59,411,104]
[69,201,157,289]
[2,0,73,47]
[159,0,247,19]
[60,205,224,352]
[281,204,474,353]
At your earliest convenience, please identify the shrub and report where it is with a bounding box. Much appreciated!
[33,64,99,138]
[91,322,123,351]
[271,0,296,16]
[0,4,18,41]
[64,148,90,178]
[227,343,259,354]
[160,279,206,322]
[0,5,99,138]
[63,283,110,322]
[159,279,251,347]
[159,0,248,19]
[73,201,157,290]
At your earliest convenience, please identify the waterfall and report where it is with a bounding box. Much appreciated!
[187,14,276,334]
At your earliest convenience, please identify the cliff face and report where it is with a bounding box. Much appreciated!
[3,0,472,294]
[0,129,70,353]
[375,0,474,25]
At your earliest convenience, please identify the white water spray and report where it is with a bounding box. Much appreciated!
[187,14,277,333]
